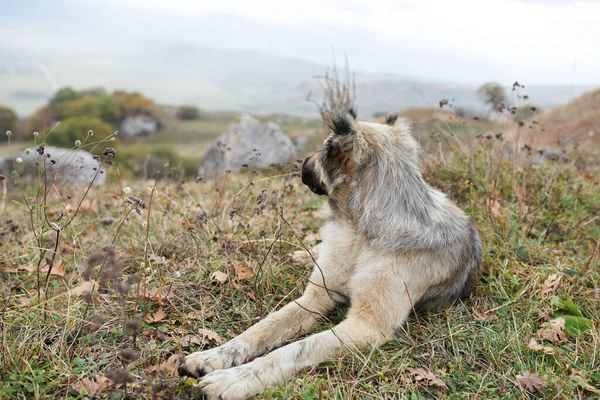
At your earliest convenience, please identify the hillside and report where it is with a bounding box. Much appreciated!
[518,89,600,148]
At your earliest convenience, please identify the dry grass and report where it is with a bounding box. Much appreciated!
[0,123,599,400]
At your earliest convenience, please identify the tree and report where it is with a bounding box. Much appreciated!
[0,106,18,142]
[176,105,200,120]
[49,87,78,106]
[477,82,507,111]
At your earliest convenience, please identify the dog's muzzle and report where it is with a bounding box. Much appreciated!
[301,155,328,196]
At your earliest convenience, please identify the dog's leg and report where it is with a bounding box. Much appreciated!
[196,263,420,400]
[178,272,337,378]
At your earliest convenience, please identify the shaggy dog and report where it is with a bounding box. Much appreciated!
[178,108,483,399]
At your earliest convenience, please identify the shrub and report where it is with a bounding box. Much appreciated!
[176,105,200,120]
[0,105,18,142]
[97,95,122,124]
[113,91,158,118]
[477,82,506,111]
[49,87,78,106]
[46,116,114,149]
[57,96,102,120]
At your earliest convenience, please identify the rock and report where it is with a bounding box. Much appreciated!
[0,145,106,189]
[199,115,296,179]
[119,115,159,138]
[294,136,309,152]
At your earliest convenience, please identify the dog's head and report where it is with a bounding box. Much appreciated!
[301,108,420,205]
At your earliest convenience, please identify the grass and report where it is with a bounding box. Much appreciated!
[0,121,599,400]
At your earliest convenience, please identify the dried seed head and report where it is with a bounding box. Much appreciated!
[33,131,39,137]
[5,130,12,137]
[75,140,81,147]
[88,130,94,136]
[103,148,116,158]
[118,348,140,362]
[106,367,136,384]
[125,314,142,331]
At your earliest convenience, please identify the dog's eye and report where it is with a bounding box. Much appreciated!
[327,144,340,158]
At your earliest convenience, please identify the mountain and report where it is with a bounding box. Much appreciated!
[0,43,596,118]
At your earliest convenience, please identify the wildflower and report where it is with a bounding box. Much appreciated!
[100,218,114,226]
[75,140,81,147]
[5,130,12,137]
[175,271,181,278]
[24,148,30,155]
[87,130,93,136]
[103,148,116,158]
[125,195,147,215]
[33,131,39,137]
[37,144,45,156]
[16,157,23,164]
[123,186,132,195]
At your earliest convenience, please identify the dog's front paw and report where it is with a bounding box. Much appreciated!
[198,366,263,400]
[178,340,251,378]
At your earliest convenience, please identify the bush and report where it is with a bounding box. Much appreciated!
[46,116,114,149]
[57,96,101,120]
[176,105,200,120]
[0,105,18,142]
[113,91,158,118]
[49,87,78,106]
[477,82,506,111]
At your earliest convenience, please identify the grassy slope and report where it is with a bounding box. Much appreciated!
[0,119,599,399]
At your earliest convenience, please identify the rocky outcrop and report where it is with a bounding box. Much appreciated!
[119,115,159,138]
[199,115,296,179]
[0,145,106,188]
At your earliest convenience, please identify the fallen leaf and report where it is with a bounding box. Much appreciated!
[474,308,497,321]
[210,271,228,283]
[5,261,66,278]
[540,273,560,298]
[141,287,170,303]
[145,307,167,323]
[562,315,594,335]
[517,371,546,393]
[486,198,502,222]
[181,334,208,348]
[527,338,555,355]
[145,354,179,376]
[73,376,111,397]
[566,365,600,395]
[231,282,257,301]
[407,367,446,389]
[69,280,96,296]
[186,310,213,320]
[197,328,225,344]
[536,317,568,343]
[181,328,225,348]
[232,261,253,280]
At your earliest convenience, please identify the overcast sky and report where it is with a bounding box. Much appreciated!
[2,0,599,86]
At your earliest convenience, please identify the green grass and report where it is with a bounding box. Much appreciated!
[0,127,599,400]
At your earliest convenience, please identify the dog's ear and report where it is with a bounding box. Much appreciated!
[329,108,357,136]
[385,113,399,126]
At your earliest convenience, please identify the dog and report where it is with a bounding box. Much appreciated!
[178,108,483,399]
